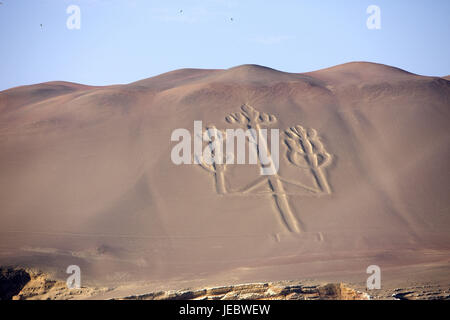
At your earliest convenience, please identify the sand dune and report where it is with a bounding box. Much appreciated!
[0,62,449,295]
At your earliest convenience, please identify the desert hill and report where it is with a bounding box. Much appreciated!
[0,62,449,294]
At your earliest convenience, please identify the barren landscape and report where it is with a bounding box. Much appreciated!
[0,62,449,299]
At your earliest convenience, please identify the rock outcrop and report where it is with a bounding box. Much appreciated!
[120,281,370,300]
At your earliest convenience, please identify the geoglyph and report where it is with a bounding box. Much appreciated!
[196,104,333,233]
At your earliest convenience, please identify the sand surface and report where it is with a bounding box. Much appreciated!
[0,62,449,297]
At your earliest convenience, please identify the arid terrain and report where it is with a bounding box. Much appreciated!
[0,62,449,299]
[1,267,448,300]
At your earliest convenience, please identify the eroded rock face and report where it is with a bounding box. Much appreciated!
[0,267,31,300]
[0,267,109,300]
[2,267,447,300]
[120,281,370,300]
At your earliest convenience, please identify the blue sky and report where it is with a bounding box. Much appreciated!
[0,0,449,91]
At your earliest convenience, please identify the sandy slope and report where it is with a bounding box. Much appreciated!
[0,62,449,295]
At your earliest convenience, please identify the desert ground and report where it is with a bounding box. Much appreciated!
[0,62,449,299]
